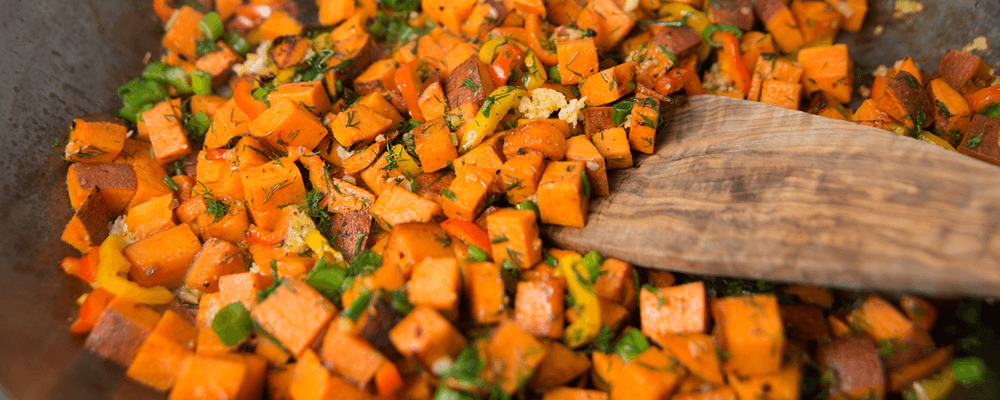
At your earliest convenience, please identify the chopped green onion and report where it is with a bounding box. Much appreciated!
[547,65,561,83]
[199,12,224,40]
[432,387,478,400]
[611,100,634,125]
[191,69,213,95]
[305,259,348,301]
[342,289,373,321]
[183,111,211,138]
[141,61,167,82]
[982,103,1000,120]
[117,78,168,123]
[163,66,193,93]
[953,357,987,385]
[580,170,591,198]
[226,32,251,55]
[544,253,558,267]
[390,289,414,315]
[582,250,603,283]
[211,302,254,346]
[466,245,488,262]
[514,201,541,220]
[613,329,650,362]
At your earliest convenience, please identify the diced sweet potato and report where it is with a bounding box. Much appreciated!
[755,0,805,53]
[727,365,801,400]
[556,38,599,85]
[64,114,128,163]
[582,107,615,138]
[381,222,455,278]
[329,104,395,149]
[708,0,756,31]
[594,258,636,311]
[142,99,193,164]
[640,281,708,343]
[485,320,548,394]
[610,347,684,400]
[780,303,831,343]
[389,305,467,372]
[269,35,312,69]
[250,97,329,152]
[241,158,307,230]
[659,333,724,386]
[464,261,508,324]
[530,341,593,391]
[320,329,387,388]
[354,59,400,95]
[194,42,241,87]
[61,191,111,253]
[445,54,496,110]
[590,351,625,392]
[501,150,547,204]
[537,161,589,227]
[651,25,702,61]
[67,162,137,215]
[250,279,337,356]
[931,49,993,96]
[370,185,444,229]
[413,117,459,173]
[711,294,785,377]
[125,193,177,239]
[267,81,332,116]
[579,62,637,107]
[515,279,565,339]
[441,165,494,221]
[543,387,608,400]
[184,238,248,293]
[888,345,954,392]
[85,296,162,366]
[958,114,1000,167]
[327,209,373,262]
[816,333,886,400]
[124,223,203,289]
[876,71,935,130]
[125,330,194,391]
[408,257,462,319]
[355,292,407,359]
[592,127,632,170]
[487,208,544,269]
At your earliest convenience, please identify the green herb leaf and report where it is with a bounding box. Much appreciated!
[514,201,541,219]
[611,100,634,125]
[256,261,284,302]
[982,103,1000,120]
[613,329,650,362]
[438,345,487,387]
[953,357,987,385]
[342,289,373,321]
[348,249,382,277]
[305,258,348,301]
[466,245,488,262]
[163,176,179,191]
[211,302,253,346]
[582,251,604,283]
[441,188,458,201]
[967,131,984,148]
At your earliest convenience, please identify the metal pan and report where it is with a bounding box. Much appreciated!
[0,1,996,399]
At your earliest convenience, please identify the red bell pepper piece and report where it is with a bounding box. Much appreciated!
[440,218,494,259]
[489,44,526,88]
[967,84,1000,113]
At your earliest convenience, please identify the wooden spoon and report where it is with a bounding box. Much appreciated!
[542,95,1000,298]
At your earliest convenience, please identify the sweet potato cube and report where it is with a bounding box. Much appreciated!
[382,222,455,278]
[250,279,337,356]
[791,0,844,45]
[503,122,567,161]
[441,165,493,221]
[556,38,599,85]
[748,55,804,102]
[193,42,240,88]
[205,100,251,149]
[659,333,724,386]
[85,296,162,366]
[289,350,333,400]
[958,114,1000,167]
[640,281,708,343]
[580,62,637,107]
[581,107,615,138]
[445,55,496,110]
[67,162,137,215]
[408,257,462,319]
[888,346,954,392]
[126,331,194,391]
[899,294,938,332]
[515,279,565,339]
[320,329,387,388]
[931,49,993,95]
[816,334,886,400]
[64,113,129,164]
[329,104,394,149]
[536,161,589,227]
[413,117,459,173]
[161,5,202,58]
[267,81,331,116]
[487,208,543,269]
[250,97,328,152]
[610,347,684,400]
[198,199,250,245]
[530,341,593,391]
[125,192,177,239]
[454,134,507,193]
[755,0,805,53]
[257,11,303,41]
[143,99,193,164]
[61,191,110,253]
[543,387,608,400]
[563,136,608,197]
[566,297,630,331]
[877,71,935,130]
[709,0,757,31]
[184,238,248,292]
[798,44,852,104]
[122,223,201,289]
[780,303,831,343]
[389,305,467,372]
[168,355,247,400]
[418,81,450,121]
[354,59,400,95]
[848,295,935,369]
[591,351,625,392]
[592,128,632,169]
[485,320,548,394]
[928,78,974,146]
[195,292,227,330]
[759,79,803,110]
[727,365,801,400]
[241,158,307,230]
[371,185,444,229]
[465,261,508,324]
[628,91,661,155]
[651,24,702,62]
[501,150,547,204]
[711,294,784,377]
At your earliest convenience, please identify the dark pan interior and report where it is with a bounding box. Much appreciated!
[0,1,996,399]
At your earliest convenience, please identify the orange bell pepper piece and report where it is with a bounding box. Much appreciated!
[69,288,116,334]
[525,13,558,66]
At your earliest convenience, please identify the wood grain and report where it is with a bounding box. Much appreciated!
[543,95,1000,297]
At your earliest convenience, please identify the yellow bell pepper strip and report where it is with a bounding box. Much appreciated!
[524,13,558,66]
[488,43,526,88]
[305,229,346,265]
[384,144,423,178]
[918,131,958,151]
[556,252,601,348]
[522,51,548,90]
[712,31,751,97]
[479,38,509,65]
[95,235,174,305]
[460,86,527,152]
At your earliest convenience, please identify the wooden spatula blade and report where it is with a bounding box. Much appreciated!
[543,95,1000,297]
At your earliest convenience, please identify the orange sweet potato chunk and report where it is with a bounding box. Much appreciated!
[249,97,329,152]
[485,320,549,394]
[537,161,589,227]
[381,222,455,278]
[408,257,462,319]
[640,281,708,343]
[389,305,467,371]
[514,279,566,339]
[610,347,685,400]
[184,238,248,293]
[250,279,337,356]
[487,208,544,269]
[441,165,494,221]
[64,114,128,163]
[124,223,203,289]
[464,261,508,324]
[711,294,785,377]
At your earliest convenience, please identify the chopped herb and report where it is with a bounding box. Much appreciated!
[441,188,458,201]
[163,176,179,191]
[466,245,488,262]
[611,100,634,125]
[198,183,230,223]
[582,251,604,283]
[342,289,373,321]
[211,302,253,346]
[256,260,284,301]
[461,78,481,92]
[491,235,508,244]
[701,23,743,47]
[613,329,650,362]
[439,345,487,387]
[967,130,984,148]
[305,258,348,301]
[390,289,414,314]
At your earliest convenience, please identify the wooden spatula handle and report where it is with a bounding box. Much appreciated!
[544,96,1000,297]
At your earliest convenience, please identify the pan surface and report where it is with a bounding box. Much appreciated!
[0,1,996,399]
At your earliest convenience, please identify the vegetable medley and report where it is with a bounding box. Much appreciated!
[55,0,1000,399]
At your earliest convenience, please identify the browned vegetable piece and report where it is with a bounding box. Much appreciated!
[445,54,496,110]
[816,333,886,400]
[581,107,615,138]
[85,296,163,366]
[708,0,756,31]
[269,35,312,69]
[877,71,935,130]
[327,209,373,262]
[194,42,241,87]
[61,190,111,253]
[958,114,1000,167]
[651,26,703,60]
[355,292,406,360]
[930,49,994,95]
[69,162,137,216]
[779,303,831,343]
